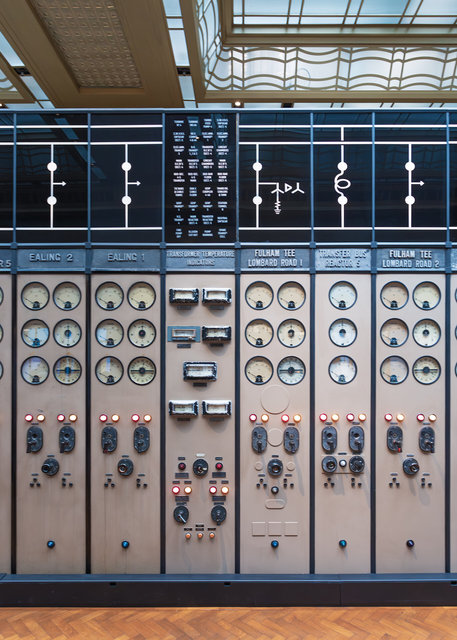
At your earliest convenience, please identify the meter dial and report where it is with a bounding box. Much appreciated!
[53,319,82,347]
[95,319,123,348]
[53,282,81,310]
[21,356,49,385]
[413,319,441,347]
[128,357,156,385]
[277,282,305,310]
[413,356,440,384]
[329,356,357,384]
[328,319,357,347]
[245,356,273,385]
[127,282,156,310]
[245,282,273,310]
[380,319,408,347]
[95,356,123,385]
[380,282,408,310]
[245,319,273,347]
[128,319,156,348]
[21,319,49,347]
[54,356,82,385]
[278,319,305,347]
[21,282,49,310]
[329,282,357,310]
[380,356,408,385]
[277,356,305,385]
[413,282,440,310]
[95,282,123,310]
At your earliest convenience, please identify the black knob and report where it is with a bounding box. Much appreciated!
[271,486,279,495]
[193,458,209,477]
[117,458,134,476]
[41,458,59,476]
[211,505,226,525]
[403,458,420,476]
[267,459,283,477]
[322,456,337,474]
[349,456,365,474]
[173,505,189,525]
[406,539,415,548]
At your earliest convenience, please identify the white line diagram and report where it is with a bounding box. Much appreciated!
[121,143,141,228]
[405,144,425,227]
[333,128,351,228]
[46,143,66,228]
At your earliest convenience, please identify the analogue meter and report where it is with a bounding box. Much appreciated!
[169,288,198,304]
[21,356,49,385]
[201,326,231,342]
[328,319,356,347]
[95,282,123,310]
[127,282,156,310]
[202,400,232,416]
[380,356,408,384]
[53,319,82,347]
[380,282,408,310]
[413,319,441,347]
[128,357,156,385]
[95,356,123,384]
[202,288,232,305]
[329,282,357,310]
[277,282,305,310]
[53,282,81,310]
[169,400,198,417]
[413,282,440,310]
[277,356,305,385]
[21,319,49,347]
[95,319,123,348]
[183,361,217,381]
[329,356,357,384]
[380,319,408,347]
[277,319,305,347]
[21,282,49,310]
[245,282,273,310]
[54,357,82,385]
[128,319,156,347]
[245,319,273,347]
[245,356,273,385]
[413,356,440,384]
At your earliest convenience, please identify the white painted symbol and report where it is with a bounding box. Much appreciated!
[333,129,351,227]
[122,145,141,226]
[46,145,66,227]
[405,146,424,227]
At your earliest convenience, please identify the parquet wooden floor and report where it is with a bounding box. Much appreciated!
[0,607,457,640]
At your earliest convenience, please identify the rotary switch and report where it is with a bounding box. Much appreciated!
[193,458,209,477]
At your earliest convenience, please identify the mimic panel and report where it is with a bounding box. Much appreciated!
[0,276,11,572]
[240,275,309,573]
[451,276,457,572]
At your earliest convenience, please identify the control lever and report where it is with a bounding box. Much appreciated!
[419,427,435,453]
[26,426,43,453]
[387,426,403,453]
[284,426,299,453]
[59,426,75,453]
[252,426,267,453]
[101,426,117,453]
[134,426,150,453]
[321,426,337,453]
[349,426,364,453]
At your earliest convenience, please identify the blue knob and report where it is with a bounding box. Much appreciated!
[271,540,279,549]
[339,539,347,548]
[47,540,55,549]
[121,540,129,549]
[406,539,415,548]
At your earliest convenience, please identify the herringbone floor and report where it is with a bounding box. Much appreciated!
[0,607,456,640]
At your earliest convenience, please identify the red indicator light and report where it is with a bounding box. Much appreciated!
[346,413,355,422]
[131,414,140,422]
[57,414,65,422]
[417,413,425,422]
[281,414,289,424]
[25,414,33,422]
[209,485,217,495]
[178,462,186,471]
[215,462,223,470]
[319,413,327,422]
[384,413,393,422]
[99,414,108,423]
[172,485,180,495]
[249,414,257,422]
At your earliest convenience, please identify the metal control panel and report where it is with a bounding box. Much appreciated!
[0,276,11,573]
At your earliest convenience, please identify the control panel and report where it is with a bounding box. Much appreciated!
[0,276,11,573]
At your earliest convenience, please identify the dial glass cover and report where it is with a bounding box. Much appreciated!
[53,282,81,310]
[245,356,273,385]
[413,319,441,347]
[127,282,156,310]
[95,356,123,384]
[329,318,357,347]
[380,356,408,384]
[329,282,357,310]
[54,356,82,385]
[128,357,156,385]
[53,319,82,347]
[245,319,273,347]
[277,356,306,385]
[128,319,156,347]
[278,319,306,347]
[413,282,440,310]
[380,282,408,310]
[21,319,49,347]
[21,356,49,385]
[380,319,408,347]
[329,356,357,384]
[413,356,440,384]
[95,282,123,310]
[95,319,123,348]
[245,282,273,310]
[21,282,49,310]
[277,281,305,310]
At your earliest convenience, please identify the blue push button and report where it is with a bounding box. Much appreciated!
[271,540,279,549]
[339,539,347,548]
[47,540,55,549]
[121,540,130,549]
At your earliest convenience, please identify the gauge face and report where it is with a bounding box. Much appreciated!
[128,319,156,347]
[21,319,49,348]
[380,356,408,385]
[54,356,82,385]
[413,356,440,384]
[328,319,357,347]
[245,282,273,310]
[95,282,123,310]
[95,356,123,385]
[380,319,408,347]
[95,319,123,348]
[54,319,82,347]
[380,282,408,310]
[127,282,156,310]
[329,356,357,384]
[245,319,273,347]
[21,282,49,310]
[278,319,306,347]
[413,282,440,310]
[277,356,305,385]
[329,282,357,310]
[245,356,273,385]
[413,319,440,347]
[128,357,156,385]
[21,356,49,385]
[53,282,81,310]
[277,282,305,310]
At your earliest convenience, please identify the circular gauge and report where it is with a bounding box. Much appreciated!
[380,319,408,348]
[380,282,408,310]
[413,319,441,347]
[329,356,357,384]
[245,319,273,347]
[53,356,82,385]
[329,282,357,310]
[95,282,123,310]
[245,282,273,310]
[21,319,49,348]
[277,356,305,385]
[328,319,357,347]
[278,319,306,347]
[127,357,156,385]
[21,282,49,310]
[95,319,123,348]
[21,356,49,385]
[127,282,156,310]
[277,282,305,310]
[53,282,81,310]
[95,356,123,385]
[245,356,273,385]
[413,282,440,310]
[413,356,440,384]
[380,356,408,385]
[128,319,156,348]
[53,319,82,348]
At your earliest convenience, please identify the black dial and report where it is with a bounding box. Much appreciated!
[173,505,189,525]
[211,505,227,525]
[193,458,209,477]
[267,459,283,477]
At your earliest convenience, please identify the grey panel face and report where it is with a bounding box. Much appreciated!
[0,277,11,572]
